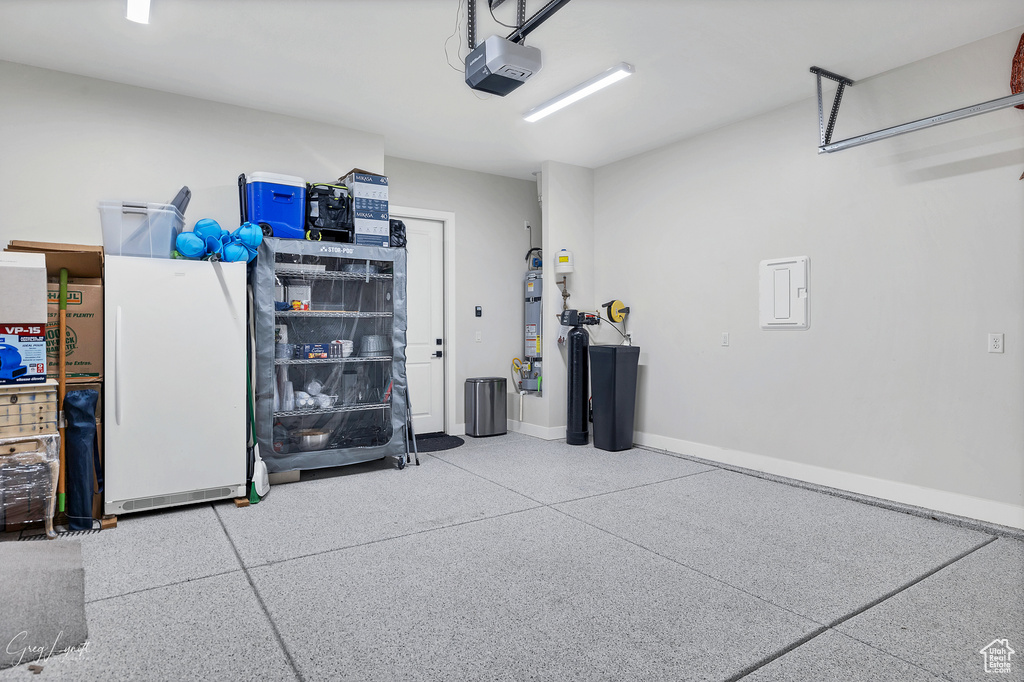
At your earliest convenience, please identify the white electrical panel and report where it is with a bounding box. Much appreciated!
[759,256,809,330]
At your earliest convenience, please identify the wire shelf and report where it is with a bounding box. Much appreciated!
[275,268,393,281]
[275,310,393,319]
[274,357,392,365]
[274,403,392,418]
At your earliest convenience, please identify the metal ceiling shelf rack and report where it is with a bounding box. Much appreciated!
[810,65,1024,154]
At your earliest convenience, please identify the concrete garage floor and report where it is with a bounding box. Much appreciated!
[3,432,1022,681]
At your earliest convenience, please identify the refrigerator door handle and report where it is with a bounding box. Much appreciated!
[115,305,123,426]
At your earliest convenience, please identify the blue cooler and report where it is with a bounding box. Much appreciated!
[245,172,306,239]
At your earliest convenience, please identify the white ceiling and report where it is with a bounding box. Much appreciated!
[2,0,1023,180]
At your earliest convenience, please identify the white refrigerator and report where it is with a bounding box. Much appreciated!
[104,256,248,515]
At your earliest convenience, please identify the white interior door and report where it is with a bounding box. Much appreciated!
[403,216,445,434]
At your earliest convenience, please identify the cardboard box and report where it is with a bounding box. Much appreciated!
[0,252,48,385]
[342,168,389,213]
[342,169,390,247]
[0,324,47,385]
[5,242,103,383]
[297,343,330,359]
[0,380,58,438]
[45,279,103,381]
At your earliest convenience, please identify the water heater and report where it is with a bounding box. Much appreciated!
[522,272,543,392]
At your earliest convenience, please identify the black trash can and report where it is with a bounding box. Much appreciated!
[465,377,507,437]
[589,345,640,451]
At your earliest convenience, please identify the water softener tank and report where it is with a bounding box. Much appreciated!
[566,323,590,445]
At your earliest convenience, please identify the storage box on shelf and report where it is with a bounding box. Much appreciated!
[254,238,409,472]
[342,169,389,247]
[98,202,184,259]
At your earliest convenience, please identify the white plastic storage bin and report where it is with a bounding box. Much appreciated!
[98,202,184,259]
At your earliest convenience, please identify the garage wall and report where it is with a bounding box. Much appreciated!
[537,161,597,433]
[0,59,549,434]
[592,27,1024,526]
[383,156,542,427]
[0,60,384,245]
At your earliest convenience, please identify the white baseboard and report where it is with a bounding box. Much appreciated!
[508,420,563,440]
[635,432,1024,531]
[449,423,466,437]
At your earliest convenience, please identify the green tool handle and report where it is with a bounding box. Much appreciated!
[57,268,68,513]
[59,269,68,311]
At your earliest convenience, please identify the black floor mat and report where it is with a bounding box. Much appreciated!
[413,434,465,453]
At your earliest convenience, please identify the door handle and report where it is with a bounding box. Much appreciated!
[433,351,443,358]
[115,306,123,426]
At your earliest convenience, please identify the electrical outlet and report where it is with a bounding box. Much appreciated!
[721,332,730,347]
[988,333,1004,353]
[475,331,482,343]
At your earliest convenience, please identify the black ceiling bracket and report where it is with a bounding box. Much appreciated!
[468,0,477,50]
[506,0,573,45]
[810,66,855,149]
[810,65,1024,154]
[472,0,572,47]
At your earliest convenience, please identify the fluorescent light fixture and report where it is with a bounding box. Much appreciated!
[126,0,151,24]
[523,62,634,123]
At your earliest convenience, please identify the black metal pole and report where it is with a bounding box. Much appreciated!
[507,0,573,44]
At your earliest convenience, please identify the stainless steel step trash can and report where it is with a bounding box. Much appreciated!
[465,377,507,437]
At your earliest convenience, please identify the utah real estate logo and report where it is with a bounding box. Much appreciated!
[979,639,1015,674]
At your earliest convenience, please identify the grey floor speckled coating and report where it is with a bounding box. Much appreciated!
[216,453,538,567]
[2,432,1019,680]
[742,630,948,681]
[250,506,819,682]
[0,572,295,681]
[433,434,714,504]
[835,537,1024,681]
[555,468,993,624]
[77,503,241,601]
